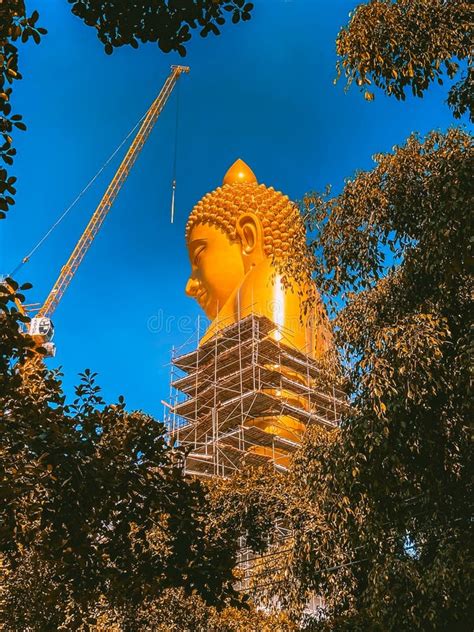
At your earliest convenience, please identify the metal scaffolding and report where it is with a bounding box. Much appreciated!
[164,312,344,607]
[165,312,344,478]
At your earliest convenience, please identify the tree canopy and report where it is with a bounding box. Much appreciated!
[209,126,472,630]
[68,0,254,56]
[336,0,473,121]
[0,283,251,629]
[0,2,46,220]
[298,127,472,630]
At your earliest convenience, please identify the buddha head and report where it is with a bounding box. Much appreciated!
[185,159,310,320]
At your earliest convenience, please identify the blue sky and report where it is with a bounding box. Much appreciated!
[2,0,462,417]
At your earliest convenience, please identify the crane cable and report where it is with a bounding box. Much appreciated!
[170,78,180,224]
[8,105,152,278]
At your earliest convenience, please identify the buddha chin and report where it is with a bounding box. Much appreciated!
[185,159,332,360]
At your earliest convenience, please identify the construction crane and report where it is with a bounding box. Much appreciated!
[24,64,189,357]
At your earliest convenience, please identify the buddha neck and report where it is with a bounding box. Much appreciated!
[200,258,316,356]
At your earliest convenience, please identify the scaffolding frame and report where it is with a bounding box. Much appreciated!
[164,312,344,607]
[165,312,345,478]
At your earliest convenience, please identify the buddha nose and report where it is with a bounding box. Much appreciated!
[186,276,199,297]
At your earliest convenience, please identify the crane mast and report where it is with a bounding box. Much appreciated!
[39,65,188,319]
[28,65,189,353]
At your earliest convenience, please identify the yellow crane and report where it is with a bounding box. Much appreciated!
[24,65,189,356]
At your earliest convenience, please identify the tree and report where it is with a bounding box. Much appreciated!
[67,0,254,56]
[209,131,472,630]
[2,285,295,630]
[0,284,248,630]
[0,2,46,220]
[336,0,473,121]
[293,127,473,631]
[206,2,473,626]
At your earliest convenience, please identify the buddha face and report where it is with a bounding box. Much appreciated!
[185,159,309,324]
[185,222,245,319]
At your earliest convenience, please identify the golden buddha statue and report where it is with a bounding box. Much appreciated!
[184,159,334,465]
[185,159,332,358]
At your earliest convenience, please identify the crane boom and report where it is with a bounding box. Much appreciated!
[38,65,189,320]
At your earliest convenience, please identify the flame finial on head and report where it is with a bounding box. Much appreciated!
[223,159,258,185]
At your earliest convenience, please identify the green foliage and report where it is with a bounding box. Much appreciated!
[67,0,254,57]
[0,1,46,219]
[0,288,247,630]
[80,587,295,631]
[207,465,289,554]
[210,129,473,630]
[300,129,472,629]
[336,0,473,121]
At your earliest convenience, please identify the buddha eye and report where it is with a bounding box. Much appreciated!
[193,244,206,265]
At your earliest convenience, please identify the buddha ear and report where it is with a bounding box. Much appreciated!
[236,212,264,256]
